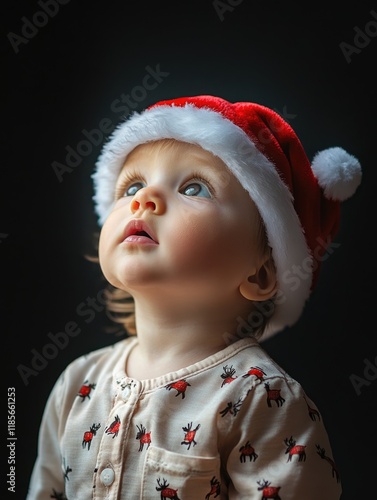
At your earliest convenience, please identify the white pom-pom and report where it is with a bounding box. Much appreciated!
[311,147,362,201]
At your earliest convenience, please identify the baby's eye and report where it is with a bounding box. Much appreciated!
[125,182,145,196]
[181,182,211,198]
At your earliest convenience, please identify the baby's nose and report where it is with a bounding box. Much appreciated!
[130,186,166,215]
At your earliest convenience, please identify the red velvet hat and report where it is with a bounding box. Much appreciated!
[93,95,362,338]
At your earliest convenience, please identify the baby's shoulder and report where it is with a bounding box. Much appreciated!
[58,336,133,388]
[234,341,308,394]
[234,340,291,379]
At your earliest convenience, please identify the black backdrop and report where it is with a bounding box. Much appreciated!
[2,2,377,499]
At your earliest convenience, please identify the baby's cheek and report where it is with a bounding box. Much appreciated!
[98,226,110,260]
[169,214,220,264]
[98,225,118,273]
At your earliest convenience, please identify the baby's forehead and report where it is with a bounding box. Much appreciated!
[125,138,212,158]
[120,139,230,173]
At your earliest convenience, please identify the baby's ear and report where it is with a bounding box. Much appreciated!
[239,255,277,302]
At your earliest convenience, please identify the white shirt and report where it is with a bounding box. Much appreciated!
[27,336,341,499]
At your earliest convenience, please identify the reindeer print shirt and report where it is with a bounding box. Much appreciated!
[27,336,341,499]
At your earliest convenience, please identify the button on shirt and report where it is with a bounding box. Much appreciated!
[27,336,342,499]
[100,467,114,486]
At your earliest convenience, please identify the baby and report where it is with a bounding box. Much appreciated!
[27,95,361,499]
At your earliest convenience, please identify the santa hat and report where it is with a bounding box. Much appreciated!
[92,95,362,339]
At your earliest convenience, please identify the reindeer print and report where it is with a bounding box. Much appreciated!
[156,478,181,499]
[239,440,258,462]
[303,395,321,421]
[219,398,244,417]
[77,380,96,402]
[242,366,266,382]
[116,378,136,392]
[136,424,151,451]
[257,479,281,499]
[284,436,306,462]
[220,365,238,387]
[61,458,72,482]
[105,415,121,438]
[165,379,191,399]
[205,476,221,499]
[264,383,285,407]
[316,444,340,482]
[82,423,101,450]
[181,422,200,450]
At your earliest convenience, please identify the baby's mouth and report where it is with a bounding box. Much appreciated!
[134,230,152,239]
[123,220,158,244]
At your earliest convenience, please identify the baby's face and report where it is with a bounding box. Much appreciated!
[98,140,264,305]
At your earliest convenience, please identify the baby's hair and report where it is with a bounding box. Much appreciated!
[84,233,137,336]
[89,138,276,340]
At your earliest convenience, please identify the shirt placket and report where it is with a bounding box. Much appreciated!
[93,377,142,499]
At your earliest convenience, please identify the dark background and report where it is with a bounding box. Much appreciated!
[2,2,376,499]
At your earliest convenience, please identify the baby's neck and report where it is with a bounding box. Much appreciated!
[123,290,257,380]
[127,323,229,380]
[125,300,237,380]
[126,337,227,381]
